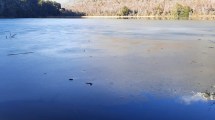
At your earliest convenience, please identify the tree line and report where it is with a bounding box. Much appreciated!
[69,0,215,17]
[0,0,84,18]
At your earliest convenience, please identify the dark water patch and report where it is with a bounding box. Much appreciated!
[7,52,34,56]
[86,82,93,86]
[0,95,215,120]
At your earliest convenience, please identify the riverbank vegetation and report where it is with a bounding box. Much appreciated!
[0,0,83,18]
[68,0,215,19]
[1,0,215,19]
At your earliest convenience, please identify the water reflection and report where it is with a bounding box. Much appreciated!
[182,90,215,106]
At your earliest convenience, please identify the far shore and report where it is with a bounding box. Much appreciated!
[48,15,215,20]
[1,15,215,20]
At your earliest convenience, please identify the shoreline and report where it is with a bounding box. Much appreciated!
[1,15,215,20]
[51,15,215,20]
[82,15,215,20]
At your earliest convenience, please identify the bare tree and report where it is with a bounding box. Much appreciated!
[66,0,215,16]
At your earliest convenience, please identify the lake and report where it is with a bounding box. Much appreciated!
[0,19,215,120]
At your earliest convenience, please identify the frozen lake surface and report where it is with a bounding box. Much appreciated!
[0,19,215,120]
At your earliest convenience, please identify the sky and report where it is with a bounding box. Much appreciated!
[54,0,72,3]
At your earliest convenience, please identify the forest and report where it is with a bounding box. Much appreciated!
[0,0,82,17]
[68,0,215,17]
[1,0,215,18]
